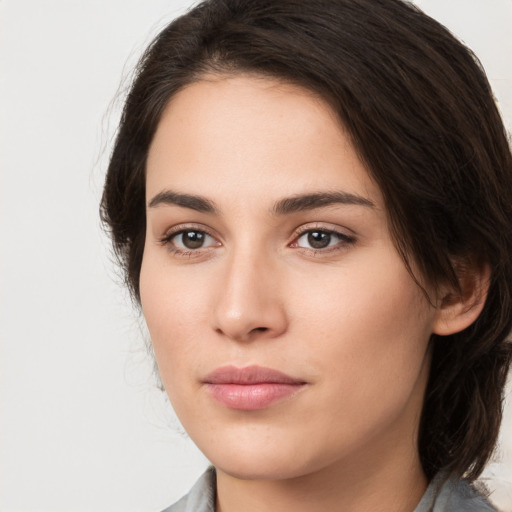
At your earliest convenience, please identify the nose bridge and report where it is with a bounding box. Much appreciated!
[213,241,287,341]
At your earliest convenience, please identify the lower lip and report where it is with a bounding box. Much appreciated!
[205,383,304,410]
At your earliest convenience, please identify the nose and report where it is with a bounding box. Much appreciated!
[212,249,288,343]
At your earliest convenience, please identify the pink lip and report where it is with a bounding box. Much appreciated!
[203,365,306,410]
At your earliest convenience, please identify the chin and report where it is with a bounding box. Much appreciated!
[196,431,338,482]
[192,434,298,480]
[213,456,312,482]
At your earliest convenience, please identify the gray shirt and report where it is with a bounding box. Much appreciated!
[163,467,497,512]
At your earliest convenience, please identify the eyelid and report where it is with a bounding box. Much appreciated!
[157,222,355,257]
[159,223,216,240]
[158,223,222,253]
[289,223,356,252]
[292,222,355,239]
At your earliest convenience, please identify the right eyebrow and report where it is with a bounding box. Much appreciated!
[148,190,218,214]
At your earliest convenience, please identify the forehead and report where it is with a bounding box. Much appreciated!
[146,75,381,209]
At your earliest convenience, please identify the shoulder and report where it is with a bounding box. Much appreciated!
[160,467,216,512]
[415,473,498,512]
[161,468,498,512]
[439,479,497,512]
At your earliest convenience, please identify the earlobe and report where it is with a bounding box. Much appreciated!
[432,263,491,336]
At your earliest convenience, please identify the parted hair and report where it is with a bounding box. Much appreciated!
[101,0,512,480]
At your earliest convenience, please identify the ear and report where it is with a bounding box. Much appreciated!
[432,263,490,336]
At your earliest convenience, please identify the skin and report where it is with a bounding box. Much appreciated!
[140,75,480,512]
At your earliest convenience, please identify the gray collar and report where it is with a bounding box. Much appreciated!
[161,467,216,512]
[163,468,496,512]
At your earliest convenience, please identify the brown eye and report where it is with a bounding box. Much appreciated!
[294,229,355,251]
[171,230,216,250]
[307,231,331,249]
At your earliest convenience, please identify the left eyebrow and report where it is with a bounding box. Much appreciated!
[272,191,375,215]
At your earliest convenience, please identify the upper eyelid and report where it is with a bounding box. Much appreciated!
[290,224,357,249]
[292,222,355,237]
[160,223,218,240]
[157,222,355,245]
[159,227,220,256]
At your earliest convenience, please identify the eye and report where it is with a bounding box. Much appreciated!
[293,229,355,251]
[167,229,218,250]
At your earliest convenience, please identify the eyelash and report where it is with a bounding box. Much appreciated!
[158,224,356,257]
[158,225,220,258]
[291,225,356,255]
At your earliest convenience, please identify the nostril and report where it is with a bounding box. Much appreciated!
[253,327,268,333]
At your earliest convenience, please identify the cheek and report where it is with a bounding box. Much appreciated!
[289,255,434,411]
[294,249,433,348]
[139,250,206,388]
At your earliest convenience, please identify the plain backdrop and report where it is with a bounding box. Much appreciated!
[1,1,511,511]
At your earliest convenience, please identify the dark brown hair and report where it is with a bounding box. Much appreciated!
[101,0,512,480]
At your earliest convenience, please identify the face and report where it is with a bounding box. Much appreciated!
[141,75,441,482]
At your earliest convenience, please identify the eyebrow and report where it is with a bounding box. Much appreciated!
[148,190,218,213]
[272,191,375,215]
[148,189,375,215]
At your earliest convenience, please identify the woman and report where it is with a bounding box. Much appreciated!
[101,0,512,510]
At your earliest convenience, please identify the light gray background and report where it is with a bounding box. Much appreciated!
[1,1,511,511]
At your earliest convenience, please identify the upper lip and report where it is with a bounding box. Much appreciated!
[203,365,305,385]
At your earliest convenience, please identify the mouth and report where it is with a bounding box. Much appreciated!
[203,365,307,411]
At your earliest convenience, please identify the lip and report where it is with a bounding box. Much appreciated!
[203,365,307,410]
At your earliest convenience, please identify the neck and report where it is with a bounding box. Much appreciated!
[216,437,427,512]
